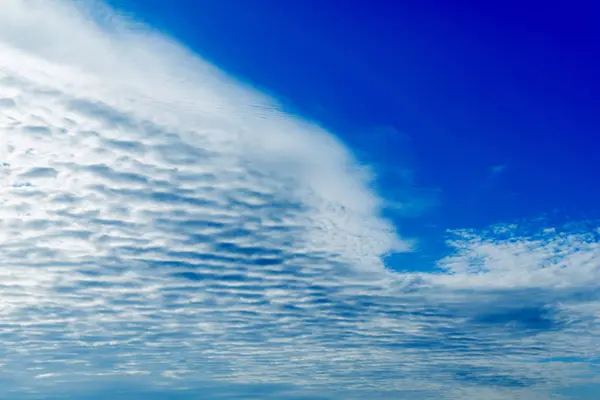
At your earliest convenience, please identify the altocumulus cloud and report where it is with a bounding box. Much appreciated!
[0,1,599,399]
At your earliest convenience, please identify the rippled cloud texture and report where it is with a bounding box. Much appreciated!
[1,1,599,399]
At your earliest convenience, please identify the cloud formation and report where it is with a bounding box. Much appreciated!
[0,1,599,399]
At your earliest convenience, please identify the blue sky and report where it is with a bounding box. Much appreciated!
[0,0,599,399]
[107,0,600,269]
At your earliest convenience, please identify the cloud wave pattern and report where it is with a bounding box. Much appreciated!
[0,1,599,399]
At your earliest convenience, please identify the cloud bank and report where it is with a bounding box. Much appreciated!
[0,1,599,399]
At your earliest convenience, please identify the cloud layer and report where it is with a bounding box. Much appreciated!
[0,1,599,399]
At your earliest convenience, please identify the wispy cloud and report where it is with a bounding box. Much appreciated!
[490,164,508,177]
[0,1,599,399]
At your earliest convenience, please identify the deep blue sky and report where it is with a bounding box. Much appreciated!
[107,0,600,268]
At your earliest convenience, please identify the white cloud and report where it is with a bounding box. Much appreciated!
[435,223,600,290]
[0,0,404,272]
[0,0,405,395]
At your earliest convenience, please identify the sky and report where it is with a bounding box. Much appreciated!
[106,0,600,270]
[0,0,599,399]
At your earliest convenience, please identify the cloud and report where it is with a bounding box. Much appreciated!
[0,0,403,396]
[0,1,599,399]
[490,164,507,177]
[436,223,600,289]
